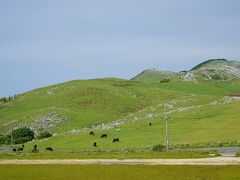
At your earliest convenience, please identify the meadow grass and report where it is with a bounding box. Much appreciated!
[0,164,239,180]
[0,151,214,160]
[1,78,240,155]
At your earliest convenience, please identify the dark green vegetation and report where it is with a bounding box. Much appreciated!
[0,127,34,145]
[0,59,240,157]
[36,131,52,140]
[0,165,239,180]
[0,95,17,103]
[152,144,166,152]
[11,127,34,144]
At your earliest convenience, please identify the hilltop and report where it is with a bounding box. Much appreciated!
[133,59,240,83]
[131,69,177,83]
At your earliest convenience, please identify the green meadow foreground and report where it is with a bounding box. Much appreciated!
[0,151,217,160]
[0,165,240,180]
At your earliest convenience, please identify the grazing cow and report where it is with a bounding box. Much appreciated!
[18,147,24,152]
[93,142,97,147]
[46,147,54,151]
[18,144,25,152]
[112,138,120,143]
[89,131,95,135]
[149,123,152,126]
[12,148,17,152]
[101,134,107,138]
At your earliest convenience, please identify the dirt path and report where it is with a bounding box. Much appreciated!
[0,157,240,165]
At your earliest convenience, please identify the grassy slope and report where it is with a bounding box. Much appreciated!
[1,77,240,153]
[0,165,240,180]
[0,67,240,155]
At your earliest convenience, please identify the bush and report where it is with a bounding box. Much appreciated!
[0,135,11,145]
[11,127,34,144]
[236,152,240,157]
[160,79,170,83]
[14,136,33,144]
[152,144,165,152]
[36,131,52,139]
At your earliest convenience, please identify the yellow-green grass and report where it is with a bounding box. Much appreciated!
[0,165,239,180]
[0,151,215,160]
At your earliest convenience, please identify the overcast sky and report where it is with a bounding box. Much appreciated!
[1,0,240,97]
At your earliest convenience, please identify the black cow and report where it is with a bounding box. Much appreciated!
[89,131,95,135]
[93,142,97,147]
[12,148,17,152]
[18,147,24,151]
[18,144,25,152]
[112,138,120,143]
[101,134,107,138]
[46,147,54,151]
[149,123,152,126]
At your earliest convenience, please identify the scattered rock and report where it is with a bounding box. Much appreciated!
[181,72,197,82]
[30,112,69,132]
[68,129,81,134]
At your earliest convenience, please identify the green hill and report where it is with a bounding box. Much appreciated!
[133,59,240,83]
[189,59,240,81]
[131,69,177,83]
[1,59,240,154]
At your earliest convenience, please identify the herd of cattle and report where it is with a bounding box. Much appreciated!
[12,144,53,152]
[89,131,120,147]
[11,123,152,153]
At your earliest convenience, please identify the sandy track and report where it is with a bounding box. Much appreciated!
[0,157,240,165]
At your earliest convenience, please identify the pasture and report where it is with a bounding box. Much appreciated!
[1,78,240,158]
[0,165,239,180]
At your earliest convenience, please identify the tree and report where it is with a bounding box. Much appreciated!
[11,127,35,144]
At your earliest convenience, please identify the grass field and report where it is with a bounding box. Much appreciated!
[0,151,216,160]
[0,165,239,180]
[1,60,240,157]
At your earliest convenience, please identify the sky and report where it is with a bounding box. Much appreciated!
[0,0,240,97]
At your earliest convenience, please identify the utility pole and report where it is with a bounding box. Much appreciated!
[11,124,13,145]
[163,115,169,152]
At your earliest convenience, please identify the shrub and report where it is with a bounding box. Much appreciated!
[236,152,240,157]
[36,131,52,139]
[11,127,34,144]
[0,135,11,145]
[14,136,33,144]
[160,79,170,83]
[152,144,165,152]
[32,144,39,153]
[217,142,223,147]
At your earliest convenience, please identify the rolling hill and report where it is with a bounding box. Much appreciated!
[0,59,240,152]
